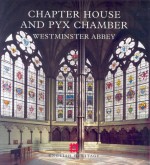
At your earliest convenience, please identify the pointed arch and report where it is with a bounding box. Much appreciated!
[105,35,149,121]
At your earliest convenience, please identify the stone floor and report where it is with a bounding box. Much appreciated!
[0,151,149,165]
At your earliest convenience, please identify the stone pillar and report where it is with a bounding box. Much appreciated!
[7,130,11,145]
[99,80,105,122]
[48,78,56,141]
[20,130,23,144]
[30,131,33,144]
[40,131,42,144]
[77,29,86,154]
[97,79,104,142]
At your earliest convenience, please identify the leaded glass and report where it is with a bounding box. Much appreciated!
[56,49,94,122]
[57,108,64,120]
[116,37,135,59]
[14,83,24,100]
[66,108,74,121]
[27,103,36,119]
[5,34,13,42]
[14,57,24,118]
[131,51,144,63]
[114,67,123,121]
[28,63,36,87]
[1,98,12,117]
[138,41,145,49]
[27,63,36,119]
[37,68,45,120]
[105,71,113,121]
[16,31,36,54]
[137,59,149,119]
[32,56,42,67]
[1,32,46,121]
[67,49,78,66]
[60,64,70,74]
[14,100,24,118]
[1,53,13,117]
[86,73,94,121]
[28,87,36,103]
[38,68,45,90]
[7,44,20,57]
[66,73,74,120]
[109,60,119,71]
[66,73,74,93]
[56,72,65,121]
[105,37,149,122]
[37,105,45,120]
[1,52,13,79]
[126,63,136,120]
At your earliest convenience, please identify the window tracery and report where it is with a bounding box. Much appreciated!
[105,36,149,121]
[0,31,46,120]
[56,49,95,122]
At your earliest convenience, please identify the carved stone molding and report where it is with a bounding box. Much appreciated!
[52,126,61,132]
[15,124,25,131]
[2,122,14,130]
[100,123,150,133]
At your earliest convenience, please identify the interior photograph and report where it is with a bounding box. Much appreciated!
[0,0,149,164]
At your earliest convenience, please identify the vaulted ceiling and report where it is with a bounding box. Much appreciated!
[0,0,149,78]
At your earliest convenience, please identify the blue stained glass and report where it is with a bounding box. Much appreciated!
[66,95,74,106]
[22,38,30,47]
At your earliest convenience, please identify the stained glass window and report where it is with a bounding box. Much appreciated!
[67,49,78,67]
[1,52,13,117]
[126,63,136,120]
[105,71,113,121]
[0,31,46,121]
[16,31,36,54]
[14,57,24,118]
[27,63,36,119]
[114,67,123,121]
[37,68,45,120]
[105,36,149,121]
[56,72,65,121]
[137,59,149,119]
[66,73,74,121]
[56,49,95,122]
[86,73,94,121]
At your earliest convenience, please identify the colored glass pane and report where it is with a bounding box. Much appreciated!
[27,63,36,119]
[126,63,136,120]
[116,37,135,59]
[16,31,36,54]
[67,49,78,66]
[105,71,113,121]
[56,72,65,121]
[86,73,94,122]
[27,103,36,119]
[137,59,149,119]
[14,100,24,118]
[114,67,123,121]
[37,68,45,120]
[1,53,13,117]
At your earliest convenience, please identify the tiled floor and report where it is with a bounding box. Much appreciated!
[0,151,149,165]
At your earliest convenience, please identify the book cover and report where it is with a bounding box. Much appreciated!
[0,0,149,164]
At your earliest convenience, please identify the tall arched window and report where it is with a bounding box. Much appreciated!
[105,37,149,121]
[0,31,46,120]
[56,49,95,122]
